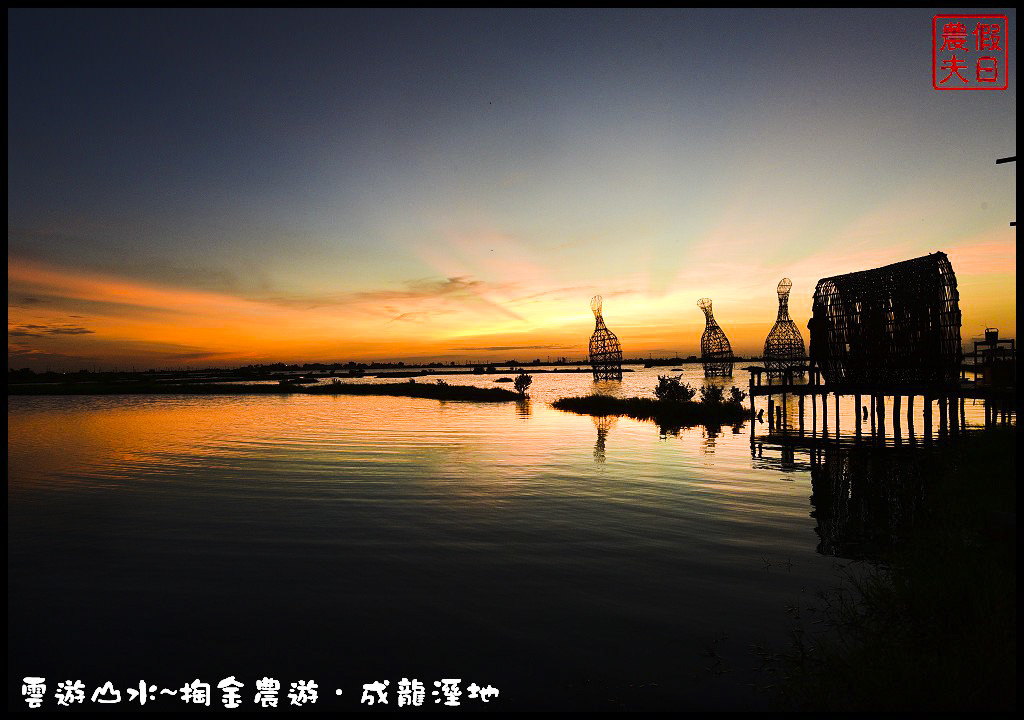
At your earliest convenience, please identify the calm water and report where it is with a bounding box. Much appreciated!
[8,367,981,710]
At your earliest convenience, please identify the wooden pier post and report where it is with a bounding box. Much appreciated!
[768,396,774,432]
[822,392,828,437]
[893,395,902,442]
[938,395,947,434]
[799,394,805,435]
[834,392,840,436]
[907,395,915,438]
[877,394,886,440]
[870,395,876,436]
[855,393,862,438]
[811,389,817,435]
[924,395,933,441]
[748,375,755,421]
[960,397,966,430]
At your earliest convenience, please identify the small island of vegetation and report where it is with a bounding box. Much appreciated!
[552,375,751,430]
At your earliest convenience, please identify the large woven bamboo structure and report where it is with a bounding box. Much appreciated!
[809,252,962,388]
[698,297,734,377]
[588,295,623,381]
[763,278,806,377]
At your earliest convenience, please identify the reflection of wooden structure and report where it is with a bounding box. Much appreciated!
[588,295,623,381]
[698,298,734,377]
[808,443,926,560]
[810,252,961,387]
[763,278,805,377]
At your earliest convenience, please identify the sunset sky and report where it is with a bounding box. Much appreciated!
[8,9,1016,370]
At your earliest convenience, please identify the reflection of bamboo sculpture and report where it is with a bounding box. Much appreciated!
[589,295,623,381]
[698,298,734,377]
[763,278,806,377]
[592,415,617,463]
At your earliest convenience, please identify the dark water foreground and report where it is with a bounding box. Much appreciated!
[7,393,1013,711]
[766,427,1017,711]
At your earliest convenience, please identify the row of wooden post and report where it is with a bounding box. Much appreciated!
[761,391,977,441]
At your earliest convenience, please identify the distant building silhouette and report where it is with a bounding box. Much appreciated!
[763,278,806,377]
[809,252,962,387]
[588,295,623,381]
[698,298,734,377]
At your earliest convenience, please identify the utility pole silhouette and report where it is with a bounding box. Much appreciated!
[996,155,1015,227]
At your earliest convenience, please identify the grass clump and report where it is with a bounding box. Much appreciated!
[553,381,751,433]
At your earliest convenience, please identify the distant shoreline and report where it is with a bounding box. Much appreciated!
[7,380,524,402]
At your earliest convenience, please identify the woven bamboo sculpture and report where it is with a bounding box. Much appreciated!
[589,295,623,381]
[809,252,961,387]
[763,278,806,377]
[698,297,734,377]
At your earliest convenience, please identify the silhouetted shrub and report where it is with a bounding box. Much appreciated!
[728,386,747,404]
[655,374,696,402]
[514,373,533,396]
[699,384,725,405]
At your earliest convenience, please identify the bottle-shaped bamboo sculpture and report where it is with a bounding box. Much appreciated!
[698,297,734,377]
[588,295,623,381]
[763,278,805,377]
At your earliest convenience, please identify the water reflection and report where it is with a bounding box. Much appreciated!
[810,443,933,561]
[752,439,934,561]
[592,415,616,463]
[9,389,962,710]
[515,398,532,419]
[701,425,719,456]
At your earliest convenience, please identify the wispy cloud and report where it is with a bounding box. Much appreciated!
[259,276,526,321]
[8,323,95,338]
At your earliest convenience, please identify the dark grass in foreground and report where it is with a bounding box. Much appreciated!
[7,380,522,402]
[552,394,752,430]
[765,427,1016,711]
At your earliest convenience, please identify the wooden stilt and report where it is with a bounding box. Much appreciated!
[924,395,933,441]
[893,395,902,441]
[834,392,840,436]
[799,394,805,435]
[812,389,817,435]
[877,394,886,440]
[907,395,915,438]
[749,376,755,422]
[822,393,828,436]
[855,393,862,438]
